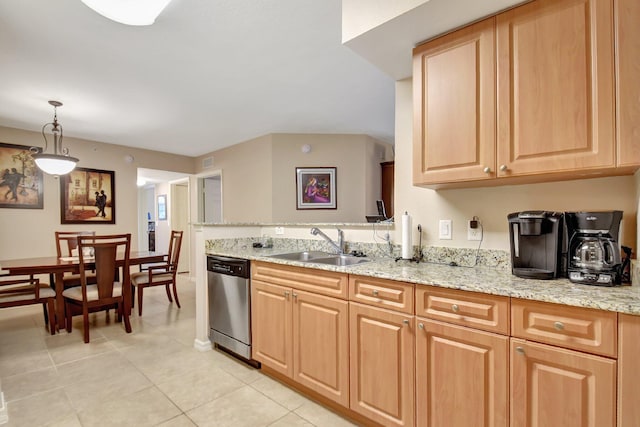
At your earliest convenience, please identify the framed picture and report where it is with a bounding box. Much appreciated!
[59,167,115,224]
[296,167,337,210]
[157,194,167,220]
[0,142,43,209]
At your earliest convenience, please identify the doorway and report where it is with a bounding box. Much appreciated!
[171,180,190,273]
[198,173,222,223]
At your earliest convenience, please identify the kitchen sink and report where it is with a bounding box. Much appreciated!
[309,255,370,266]
[267,251,370,267]
[267,251,332,261]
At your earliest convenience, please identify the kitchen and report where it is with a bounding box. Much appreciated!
[1,0,640,426]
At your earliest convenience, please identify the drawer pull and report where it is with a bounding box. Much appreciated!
[284,291,290,298]
[554,321,565,331]
[452,304,460,313]
[403,319,410,325]
[372,290,379,296]
[418,323,424,329]
[292,293,298,300]
[483,166,492,174]
[499,164,508,172]
[515,346,525,355]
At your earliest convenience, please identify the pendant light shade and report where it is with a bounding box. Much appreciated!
[81,0,172,26]
[32,101,79,176]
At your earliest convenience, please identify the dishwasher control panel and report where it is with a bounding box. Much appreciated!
[207,255,250,278]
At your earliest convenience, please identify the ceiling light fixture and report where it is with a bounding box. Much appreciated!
[81,0,173,26]
[32,101,79,176]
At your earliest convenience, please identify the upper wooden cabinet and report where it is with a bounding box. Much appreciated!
[413,0,639,188]
[413,18,496,185]
[496,0,615,177]
[615,0,640,167]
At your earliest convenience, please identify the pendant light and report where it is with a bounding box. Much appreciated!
[81,0,172,26]
[32,101,79,176]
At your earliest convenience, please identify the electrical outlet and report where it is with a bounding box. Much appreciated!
[439,220,452,240]
[275,227,285,235]
[467,220,482,241]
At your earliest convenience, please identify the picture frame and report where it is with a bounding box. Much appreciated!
[157,194,167,221]
[0,142,43,209]
[296,167,337,210]
[59,167,115,224]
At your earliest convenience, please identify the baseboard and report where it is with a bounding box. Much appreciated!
[193,338,212,352]
[0,391,8,425]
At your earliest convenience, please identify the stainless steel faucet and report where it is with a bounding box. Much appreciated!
[310,227,345,254]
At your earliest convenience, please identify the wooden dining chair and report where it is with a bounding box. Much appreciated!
[62,234,132,343]
[55,231,97,288]
[0,274,56,335]
[130,230,183,316]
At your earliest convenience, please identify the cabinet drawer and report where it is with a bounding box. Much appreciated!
[252,261,348,299]
[511,299,617,358]
[349,275,414,314]
[416,286,509,335]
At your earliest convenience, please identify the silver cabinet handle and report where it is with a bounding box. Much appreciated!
[418,323,424,329]
[515,346,525,355]
[499,164,508,172]
[554,321,565,331]
[292,293,298,300]
[483,167,492,174]
[284,291,290,298]
[452,304,460,313]
[372,290,379,296]
[403,319,410,325]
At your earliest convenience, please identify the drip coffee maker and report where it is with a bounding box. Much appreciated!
[565,211,623,286]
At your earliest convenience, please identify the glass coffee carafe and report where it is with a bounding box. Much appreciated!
[572,237,617,271]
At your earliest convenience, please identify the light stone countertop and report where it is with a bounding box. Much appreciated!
[207,247,640,316]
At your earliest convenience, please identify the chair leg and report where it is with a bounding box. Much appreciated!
[83,306,90,343]
[46,299,56,335]
[137,286,144,316]
[165,284,173,302]
[172,282,181,308]
[65,301,73,333]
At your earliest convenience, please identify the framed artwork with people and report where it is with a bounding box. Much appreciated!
[59,167,115,224]
[296,167,336,210]
[0,142,44,209]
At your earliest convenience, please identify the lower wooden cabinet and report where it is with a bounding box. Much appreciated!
[510,338,616,427]
[416,318,509,427]
[349,302,415,427]
[251,279,349,406]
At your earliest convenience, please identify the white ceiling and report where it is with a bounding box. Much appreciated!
[0,0,395,157]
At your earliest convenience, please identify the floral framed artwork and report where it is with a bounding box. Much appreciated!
[296,167,337,210]
[0,142,44,209]
[59,167,115,224]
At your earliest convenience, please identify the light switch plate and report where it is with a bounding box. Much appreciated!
[439,220,452,240]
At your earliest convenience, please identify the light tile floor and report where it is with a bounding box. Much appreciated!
[0,275,358,427]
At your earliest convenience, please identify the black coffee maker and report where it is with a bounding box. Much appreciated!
[508,211,564,279]
[565,211,623,286]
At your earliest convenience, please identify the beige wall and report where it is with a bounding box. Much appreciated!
[394,78,639,251]
[195,133,392,223]
[0,125,194,260]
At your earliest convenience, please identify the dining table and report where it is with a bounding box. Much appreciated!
[0,251,166,331]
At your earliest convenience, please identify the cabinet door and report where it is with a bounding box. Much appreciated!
[349,302,414,427]
[413,18,496,185]
[251,280,293,377]
[292,290,349,406]
[416,318,508,427]
[496,0,615,176]
[615,0,640,168]
[511,338,616,427]
[618,314,640,427]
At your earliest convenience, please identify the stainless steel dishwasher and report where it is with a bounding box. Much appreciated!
[207,255,257,365]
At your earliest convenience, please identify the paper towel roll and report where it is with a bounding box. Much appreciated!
[401,212,412,259]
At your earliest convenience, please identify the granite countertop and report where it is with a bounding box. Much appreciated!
[207,247,640,316]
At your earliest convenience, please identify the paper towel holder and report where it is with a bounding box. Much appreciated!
[396,222,422,264]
